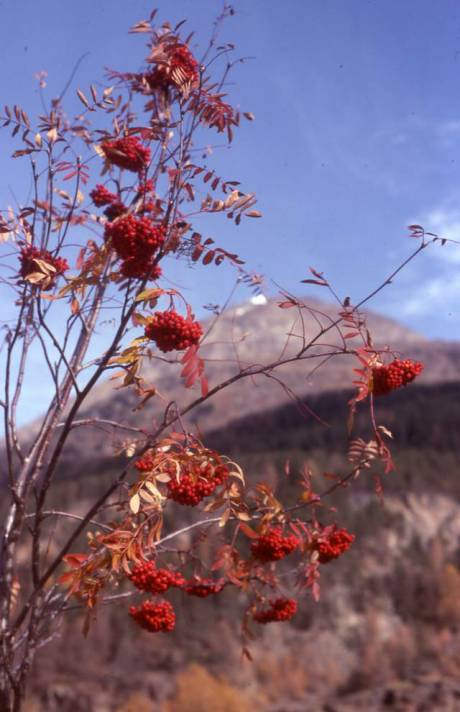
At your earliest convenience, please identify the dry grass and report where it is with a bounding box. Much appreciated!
[162,663,256,712]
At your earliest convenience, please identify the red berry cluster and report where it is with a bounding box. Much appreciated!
[129,599,175,633]
[134,455,155,473]
[253,597,297,624]
[104,215,165,280]
[251,527,300,563]
[101,136,151,173]
[147,43,199,94]
[315,526,355,564]
[90,184,118,207]
[19,246,69,290]
[144,310,203,352]
[130,561,185,593]
[166,462,229,506]
[371,359,424,396]
[90,184,126,222]
[183,578,224,597]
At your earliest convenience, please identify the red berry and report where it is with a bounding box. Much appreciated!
[129,562,185,593]
[371,359,424,396]
[144,310,203,352]
[251,527,300,563]
[90,184,118,207]
[134,452,228,507]
[314,526,355,564]
[102,136,151,173]
[129,599,175,633]
[19,245,68,291]
[166,461,229,506]
[253,597,297,624]
[104,215,165,280]
[134,455,155,473]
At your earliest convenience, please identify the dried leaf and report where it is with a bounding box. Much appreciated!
[219,509,231,528]
[76,88,91,109]
[154,473,171,484]
[238,523,258,539]
[129,493,140,514]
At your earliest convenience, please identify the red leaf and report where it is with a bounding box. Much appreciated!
[63,553,87,569]
[202,250,215,265]
[181,345,197,364]
[344,331,360,339]
[76,246,86,270]
[200,374,209,396]
[185,370,198,388]
[301,278,328,286]
[309,266,325,279]
[238,523,258,539]
[191,245,204,262]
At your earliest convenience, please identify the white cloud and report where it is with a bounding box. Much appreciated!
[391,200,460,319]
[400,273,460,316]
[250,294,267,306]
[416,205,460,264]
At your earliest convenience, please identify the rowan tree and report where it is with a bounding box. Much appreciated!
[0,6,439,711]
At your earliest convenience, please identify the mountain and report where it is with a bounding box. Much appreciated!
[48,295,460,473]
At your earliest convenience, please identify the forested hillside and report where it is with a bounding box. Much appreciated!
[25,376,460,711]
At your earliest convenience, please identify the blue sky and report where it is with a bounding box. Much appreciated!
[1,0,460,420]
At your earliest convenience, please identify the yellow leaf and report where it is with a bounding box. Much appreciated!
[154,473,171,483]
[25,272,46,284]
[236,511,251,521]
[33,258,56,274]
[125,442,136,457]
[219,509,231,528]
[76,88,91,109]
[139,489,155,503]
[129,493,140,514]
[135,287,163,303]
